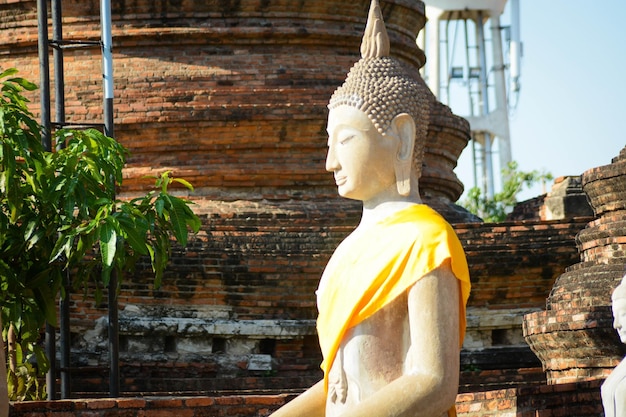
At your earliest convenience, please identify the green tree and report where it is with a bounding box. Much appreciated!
[0,68,201,400]
[461,161,553,222]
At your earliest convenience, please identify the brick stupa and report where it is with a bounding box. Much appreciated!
[0,0,472,394]
[524,146,626,384]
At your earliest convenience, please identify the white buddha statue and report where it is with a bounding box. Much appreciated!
[270,1,470,416]
[602,274,626,417]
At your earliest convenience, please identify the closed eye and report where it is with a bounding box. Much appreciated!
[340,135,355,145]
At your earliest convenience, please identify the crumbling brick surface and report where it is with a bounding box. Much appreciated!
[523,146,626,385]
[8,380,605,417]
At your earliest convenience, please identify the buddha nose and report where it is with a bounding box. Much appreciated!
[325,144,339,172]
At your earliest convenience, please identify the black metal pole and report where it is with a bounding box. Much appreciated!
[52,0,64,124]
[103,93,117,398]
[59,273,71,399]
[37,0,51,150]
[37,0,56,401]
[44,323,55,400]
[107,273,119,397]
[51,0,71,399]
[101,0,119,397]
[104,106,118,397]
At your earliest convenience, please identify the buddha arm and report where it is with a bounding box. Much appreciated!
[339,264,461,417]
[269,380,326,417]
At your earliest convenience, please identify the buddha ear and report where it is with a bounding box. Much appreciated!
[391,113,416,196]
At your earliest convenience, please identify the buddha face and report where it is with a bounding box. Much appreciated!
[325,105,398,204]
[612,297,626,344]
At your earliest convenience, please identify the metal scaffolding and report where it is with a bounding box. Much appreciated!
[36,0,118,399]
[421,0,521,199]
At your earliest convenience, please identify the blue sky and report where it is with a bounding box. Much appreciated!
[450,0,625,202]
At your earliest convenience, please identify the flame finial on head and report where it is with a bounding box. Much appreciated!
[360,0,390,59]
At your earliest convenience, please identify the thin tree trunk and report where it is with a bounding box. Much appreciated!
[0,317,9,417]
[6,323,16,403]
[6,324,15,375]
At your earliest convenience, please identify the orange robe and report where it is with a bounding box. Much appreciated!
[316,204,471,416]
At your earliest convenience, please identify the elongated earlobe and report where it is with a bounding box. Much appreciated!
[391,113,416,196]
[395,160,411,196]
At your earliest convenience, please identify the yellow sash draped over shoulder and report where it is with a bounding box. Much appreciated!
[315,204,471,406]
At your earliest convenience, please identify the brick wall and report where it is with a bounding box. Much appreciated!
[0,0,430,198]
[457,218,589,388]
[8,379,605,417]
[8,396,294,417]
[457,218,590,309]
[66,199,358,395]
[0,0,599,406]
[455,379,603,417]
[521,148,626,386]
[0,0,472,205]
[58,210,588,395]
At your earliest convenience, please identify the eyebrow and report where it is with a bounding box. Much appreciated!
[326,125,355,146]
[327,123,370,134]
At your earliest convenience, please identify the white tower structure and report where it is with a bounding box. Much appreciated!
[420,0,521,199]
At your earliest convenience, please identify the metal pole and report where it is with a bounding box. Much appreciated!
[476,11,494,199]
[37,0,56,401]
[424,6,441,98]
[463,19,475,118]
[108,278,119,398]
[37,0,51,150]
[471,135,478,193]
[101,0,114,127]
[100,0,119,398]
[463,18,480,191]
[52,0,64,126]
[490,15,512,175]
[443,18,451,103]
[509,0,522,94]
[51,0,72,399]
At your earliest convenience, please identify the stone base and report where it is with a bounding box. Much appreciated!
[456,380,603,417]
[8,381,605,417]
[459,367,545,394]
[524,306,626,385]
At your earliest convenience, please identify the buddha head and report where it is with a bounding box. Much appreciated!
[325,0,430,203]
[611,274,626,344]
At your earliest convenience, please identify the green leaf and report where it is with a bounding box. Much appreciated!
[0,68,19,78]
[15,341,23,365]
[7,77,38,91]
[33,345,50,374]
[23,219,38,246]
[163,195,189,246]
[154,197,165,217]
[152,233,170,289]
[146,244,155,268]
[99,219,117,270]
[33,284,57,327]
[171,177,194,191]
[116,214,149,256]
[156,170,173,193]
[26,268,55,290]
[50,235,73,264]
